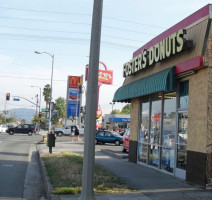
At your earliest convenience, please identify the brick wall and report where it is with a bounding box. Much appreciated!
[128,98,140,163]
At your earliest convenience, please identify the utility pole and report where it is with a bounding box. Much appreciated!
[35,94,39,116]
[110,102,115,130]
[79,0,103,200]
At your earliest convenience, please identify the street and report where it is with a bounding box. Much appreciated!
[0,132,43,199]
[0,131,124,200]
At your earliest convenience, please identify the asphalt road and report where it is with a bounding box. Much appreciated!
[0,132,42,199]
[54,134,124,152]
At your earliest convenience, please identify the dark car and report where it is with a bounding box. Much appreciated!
[95,130,123,146]
[6,124,36,136]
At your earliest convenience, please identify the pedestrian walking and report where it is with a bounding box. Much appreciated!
[70,129,75,142]
[75,125,80,141]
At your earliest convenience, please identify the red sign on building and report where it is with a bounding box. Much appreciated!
[85,66,113,85]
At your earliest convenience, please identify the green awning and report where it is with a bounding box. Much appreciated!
[113,67,175,102]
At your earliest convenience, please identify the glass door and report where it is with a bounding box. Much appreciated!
[175,111,188,179]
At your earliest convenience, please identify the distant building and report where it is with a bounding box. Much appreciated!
[103,114,130,130]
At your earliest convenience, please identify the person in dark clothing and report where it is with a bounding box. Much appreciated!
[75,125,80,141]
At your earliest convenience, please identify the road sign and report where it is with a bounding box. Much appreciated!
[13,98,20,101]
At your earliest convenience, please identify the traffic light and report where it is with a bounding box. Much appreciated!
[80,106,83,113]
[6,93,10,101]
[38,112,42,118]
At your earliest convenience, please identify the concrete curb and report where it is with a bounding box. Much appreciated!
[38,149,60,200]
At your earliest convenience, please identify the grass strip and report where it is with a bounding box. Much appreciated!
[42,152,136,195]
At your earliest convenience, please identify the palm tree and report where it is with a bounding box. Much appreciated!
[55,97,66,119]
[43,84,51,118]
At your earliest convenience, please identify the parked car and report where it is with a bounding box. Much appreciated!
[54,125,84,136]
[95,130,123,146]
[0,124,8,133]
[122,129,130,152]
[6,124,36,136]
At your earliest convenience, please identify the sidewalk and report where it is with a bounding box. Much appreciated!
[37,140,212,200]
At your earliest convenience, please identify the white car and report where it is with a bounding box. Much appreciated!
[0,125,8,133]
[54,125,84,136]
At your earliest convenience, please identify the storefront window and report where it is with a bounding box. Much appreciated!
[138,92,177,174]
[177,112,188,170]
[161,92,176,172]
[138,143,148,163]
[150,94,162,145]
[139,100,149,143]
[161,147,175,173]
[179,81,189,109]
[149,145,159,167]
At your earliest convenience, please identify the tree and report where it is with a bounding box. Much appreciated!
[52,97,66,125]
[121,104,131,114]
[55,97,66,119]
[43,84,51,111]
[111,109,121,114]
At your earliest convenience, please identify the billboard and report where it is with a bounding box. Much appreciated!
[85,65,113,85]
[96,110,102,128]
[69,76,82,88]
[67,76,82,118]
[98,69,113,84]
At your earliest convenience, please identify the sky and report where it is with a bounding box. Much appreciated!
[0,0,210,116]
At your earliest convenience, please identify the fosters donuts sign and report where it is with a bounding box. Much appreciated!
[123,29,192,77]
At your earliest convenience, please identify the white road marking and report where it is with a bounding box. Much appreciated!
[2,164,14,167]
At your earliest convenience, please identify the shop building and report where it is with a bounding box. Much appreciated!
[113,4,212,186]
[102,114,130,130]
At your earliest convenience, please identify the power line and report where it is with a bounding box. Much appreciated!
[0,6,165,29]
[0,32,140,49]
[0,47,88,57]
[0,16,156,36]
[103,16,165,29]
[0,6,91,16]
[0,25,145,43]
[0,75,66,82]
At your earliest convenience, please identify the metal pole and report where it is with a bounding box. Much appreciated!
[79,0,103,199]
[35,94,38,116]
[30,86,42,113]
[110,102,115,129]
[76,90,79,126]
[78,75,83,128]
[65,76,69,126]
[48,54,54,134]
[39,87,41,113]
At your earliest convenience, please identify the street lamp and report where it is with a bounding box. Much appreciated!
[31,86,41,113]
[35,51,54,134]
[110,102,115,130]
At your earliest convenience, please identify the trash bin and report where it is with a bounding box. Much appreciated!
[47,133,56,147]
[47,133,56,149]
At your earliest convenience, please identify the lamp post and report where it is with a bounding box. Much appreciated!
[31,86,41,113]
[110,102,115,130]
[35,51,54,134]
